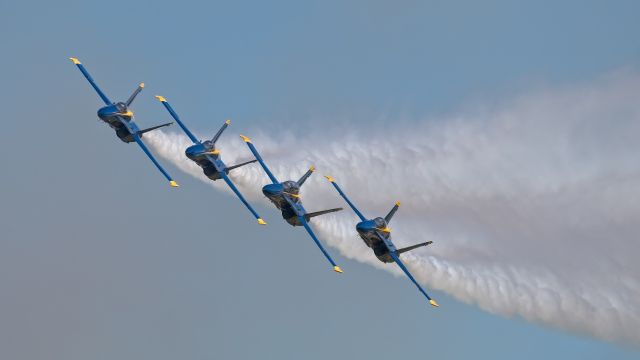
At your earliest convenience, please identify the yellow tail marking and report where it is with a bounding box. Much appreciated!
[69,57,81,64]
[257,218,267,225]
[169,181,179,187]
[429,299,439,307]
[155,95,167,102]
[333,266,343,273]
[324,175,335,182]
[240,135,251,143]
[378,227,391,233]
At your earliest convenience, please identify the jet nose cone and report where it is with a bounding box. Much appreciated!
[185,144,205,159]
[97,107,111,118]
[356,220,376,232]
[98,105,119,119]
[262,183,283,197]
[185,146,197,157]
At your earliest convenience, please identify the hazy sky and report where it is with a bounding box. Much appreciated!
[1,1,639,359]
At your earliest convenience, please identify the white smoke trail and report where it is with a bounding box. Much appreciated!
[145,70,640,345]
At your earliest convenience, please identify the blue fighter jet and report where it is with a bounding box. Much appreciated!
[69,58,178,187]
[155,95,266,225]
[240,135,344,273]
[324,176,439,307]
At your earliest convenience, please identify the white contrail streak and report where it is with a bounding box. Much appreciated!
[145,71,640,344]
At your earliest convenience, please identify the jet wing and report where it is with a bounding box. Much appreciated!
[133,134,179,187]
[281,195,342,273]
[239,135,279,184]
[200,153,264,225]
[377,231,438,307]
[324,176,367,221]
[219,170,266,225]
[69,58,112,105]
[376,231,439,307]
[155,96,199,144]
[298,214,343,274]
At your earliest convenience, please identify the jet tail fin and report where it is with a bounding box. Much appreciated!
[304,207,343,221]
[225,159,258,173]
[384,202,400,223]
[211,119,231,144]
[138,122,173,136]
[297,166,315,186]
[396,241,433,255]
[126,83,145,106]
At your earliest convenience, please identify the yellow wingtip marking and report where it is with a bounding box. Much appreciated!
[333,266,343,273]
[155,95,166,102]
[169,181,179,187]
[324,175,335,182]
[139,82,145,88]
[380,227,391,233]
[69,57,81,64]
[309,165,316,172]
[395,201,401,207]
[225,119,231,125]
[257,218,267,225]
[429,299,439,307]
[240,135,251,143]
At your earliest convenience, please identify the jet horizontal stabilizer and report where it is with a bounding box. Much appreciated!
[304,207,343,221]
[396,241,433,255]
[225,159,258,173]
[137,122,173,135]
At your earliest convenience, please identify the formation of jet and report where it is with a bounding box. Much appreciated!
[70,57,438,307]
[324,176,439,307]
[69,58,178,187]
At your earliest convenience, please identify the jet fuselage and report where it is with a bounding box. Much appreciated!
[185,141,226,180]
[97,102,138,143]
[356,217,396,263]
[262,181,306,226]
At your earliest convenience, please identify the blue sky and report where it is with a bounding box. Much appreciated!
[1,0,639,359]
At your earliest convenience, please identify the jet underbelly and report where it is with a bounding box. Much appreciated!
[281,206,300,226]
[358,230,393,263]
[358,233,375,248]
[114,125,134,143]
[202,165,222,180]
